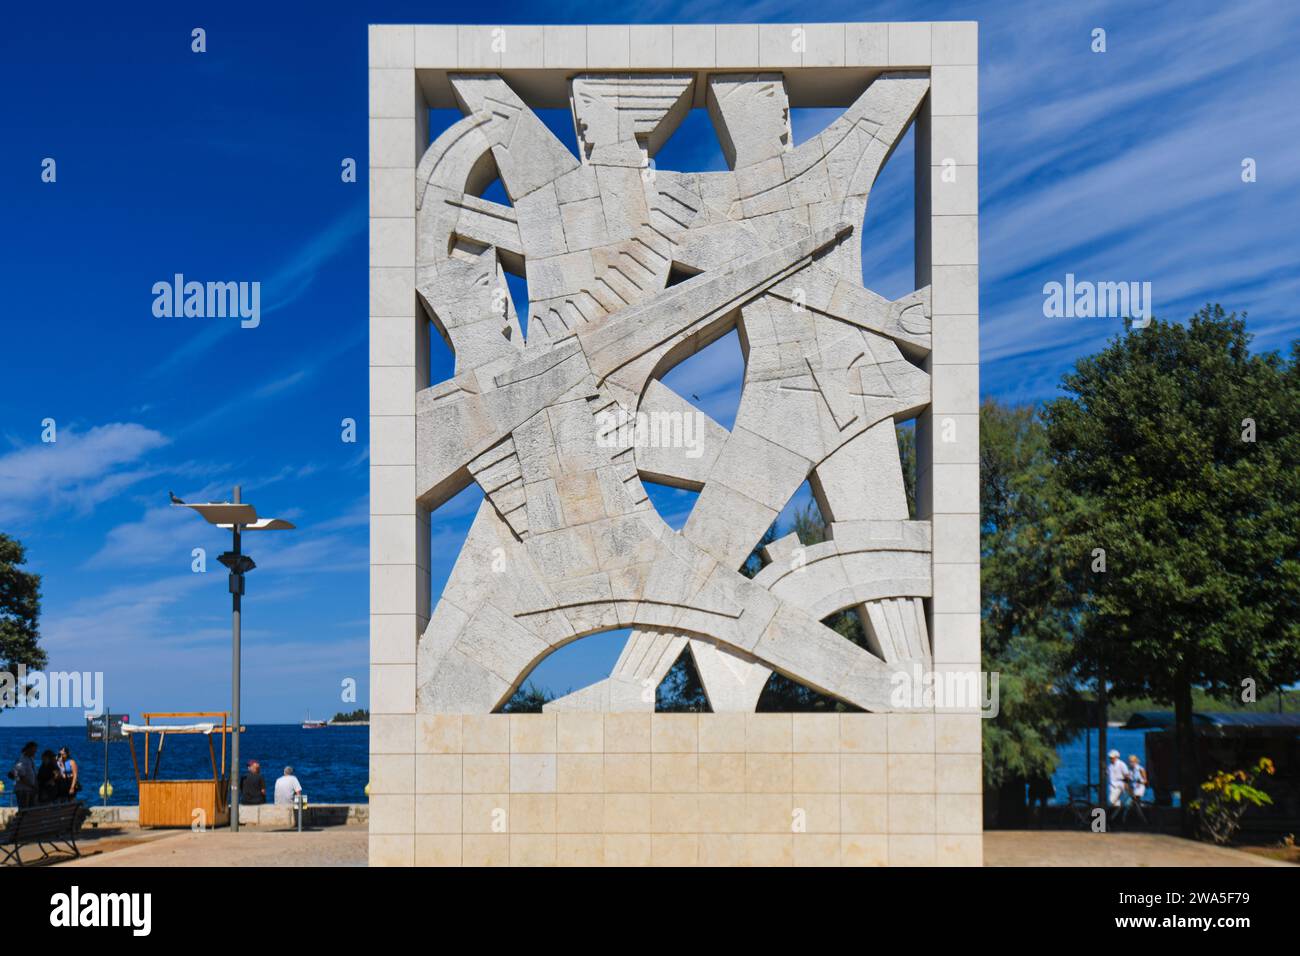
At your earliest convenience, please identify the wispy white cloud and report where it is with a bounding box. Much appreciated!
[0,424,168,524]
[149,204,366,378]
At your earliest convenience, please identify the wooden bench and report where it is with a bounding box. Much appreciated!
[0,802,89,866]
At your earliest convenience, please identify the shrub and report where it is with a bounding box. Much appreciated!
[1189,757,1275,845]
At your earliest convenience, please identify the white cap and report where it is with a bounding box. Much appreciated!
[1108,749,1120,758]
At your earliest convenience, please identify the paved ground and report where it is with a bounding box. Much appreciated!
[984,830,1290,867]
[57,825,368,867]
[26,827,1289,867]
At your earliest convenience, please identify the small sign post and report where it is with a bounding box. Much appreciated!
[86,709,127,807]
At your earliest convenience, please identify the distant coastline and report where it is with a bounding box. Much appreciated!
[329,709,369,727]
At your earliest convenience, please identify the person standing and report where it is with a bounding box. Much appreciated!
[273,765,303,806]
[36,750,60,804]
[1106,749,1130,807]
[1127,754,1148,801]
[10,742,38,808]
[1027,774,1055,827]
[56,747,80,802]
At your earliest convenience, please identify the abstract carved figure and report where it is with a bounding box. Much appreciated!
[415,69,933,714]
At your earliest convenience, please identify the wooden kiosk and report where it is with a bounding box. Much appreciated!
[126,712,239,828]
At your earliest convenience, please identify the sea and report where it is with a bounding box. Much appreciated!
[1049,726,1174,805]
[0,724,369,807]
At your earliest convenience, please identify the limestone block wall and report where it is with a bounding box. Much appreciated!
[369,21,981,866]
[370,712,981,866]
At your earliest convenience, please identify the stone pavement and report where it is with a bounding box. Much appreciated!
[983,831,1289,867]
[39,826,1290,867]
[57,826,368,867]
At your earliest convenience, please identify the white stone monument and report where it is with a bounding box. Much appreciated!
[370,22,981,866]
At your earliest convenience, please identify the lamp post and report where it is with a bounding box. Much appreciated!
[173,485,294,831]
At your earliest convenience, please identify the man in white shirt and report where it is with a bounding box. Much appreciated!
[274,765,303,806]
[1106,749,1129,807]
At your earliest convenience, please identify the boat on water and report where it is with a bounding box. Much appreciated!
[302,713,327,729]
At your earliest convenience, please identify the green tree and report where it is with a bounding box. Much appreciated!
[1043,306,1300,832]
[978,400,1082,819]
[0,533,45,708]
[656,650,711,712]
[501,680,556,713]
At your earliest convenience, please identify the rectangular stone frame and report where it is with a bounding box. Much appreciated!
[369,21,980,867]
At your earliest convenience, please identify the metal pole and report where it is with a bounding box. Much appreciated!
[231,485,241,832]
[103,708,110,808]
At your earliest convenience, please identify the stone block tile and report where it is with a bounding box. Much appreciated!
[746,753,793,793]
[793,754,839,793]
[416,714,461,754]
[461,793,508,834]
[462,754,509,793]
[937,833,983,866]
[556,712,603,753]
[651,714,698,753]
[556,793,604,834]
[603,833,652,866]
[936,714,982,754]
[841,833,888,866]
[745,834,793,867]
[510,794,556,834]
[746,713,792,752]
[840,714,887,753]
[888,794,936,833]
[461,715,509,753]
[370,834,414,867]
[699,833,747,866]
[698,753,746,793]
[793,833,841,866]
[461,834,508,866]
[652,754,699,793]
[745,793,794,833]
[840,794,888,833]
[793,792,840,833]
[841,754,888,793]
[510,754,557,793]
[415,754,461,794]
[510,833,557,866]
[698,713,746,753]
[602,793,652,833]
[889,833,937,866]
[414,834,459,866]
[931,22,978,65]
[604,754,651,793]
[604,712,651,752]
[651,793,700,833]
[556,833,604,866]
[415,794,461,834]
[652,833,699,866]
[557,754,604,793]
[792,713,839,753]
[510,713,556,753]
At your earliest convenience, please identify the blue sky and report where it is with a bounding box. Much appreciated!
[1,0,1296,723]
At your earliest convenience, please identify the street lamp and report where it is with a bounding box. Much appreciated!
[173,485,294,832]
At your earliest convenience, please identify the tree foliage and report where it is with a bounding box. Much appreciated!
[0,533,45,704]
[1043,306,1300,825]
[979,400,1082,788]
